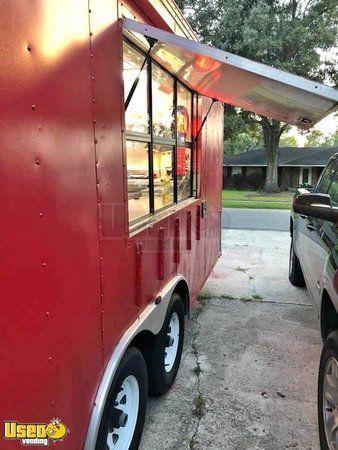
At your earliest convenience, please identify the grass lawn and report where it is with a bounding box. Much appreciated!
[222,190,294,209]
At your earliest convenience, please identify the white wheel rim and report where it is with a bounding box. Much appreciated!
[106,375,139,450]
[323,357,338,450]
[164,312,180,373]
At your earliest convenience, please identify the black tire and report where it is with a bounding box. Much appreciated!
[146,292,185,396]
[318,330,338,450]
[288,238,305,287]
[95,347,148,450]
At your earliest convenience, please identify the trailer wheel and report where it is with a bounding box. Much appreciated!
[147,292,185,395]
[288,238,305,287]
[318,330,338,450]
[95,347,147,450]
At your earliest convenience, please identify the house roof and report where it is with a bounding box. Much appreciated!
[223,147,338,167]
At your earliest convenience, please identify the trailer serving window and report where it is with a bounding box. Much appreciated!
[123,40,194,225]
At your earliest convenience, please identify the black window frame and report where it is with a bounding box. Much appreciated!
[123,38,195,226]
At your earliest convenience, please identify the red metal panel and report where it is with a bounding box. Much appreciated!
[202,99,224,277]
[0,2,103,449]
[88,0,143,367]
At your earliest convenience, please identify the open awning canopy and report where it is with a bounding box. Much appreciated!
[123,18,338,130]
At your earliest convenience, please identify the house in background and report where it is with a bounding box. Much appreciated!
[223,146,338,190]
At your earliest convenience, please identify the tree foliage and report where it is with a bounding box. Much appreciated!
[279,135,298,147]
[223,106,263,154]
[178,0,337,82]
[305,129,338,147]
[177,0,338,190]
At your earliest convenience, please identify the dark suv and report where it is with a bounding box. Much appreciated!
[289,153,338,450]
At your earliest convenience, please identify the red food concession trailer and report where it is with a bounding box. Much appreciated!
[1,1,337,449]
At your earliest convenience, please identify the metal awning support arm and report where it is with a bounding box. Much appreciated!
[125,37,157,111]
[194,99,217,142]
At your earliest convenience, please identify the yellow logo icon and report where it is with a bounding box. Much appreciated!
[4,418,69,446]
[45,419,68,441]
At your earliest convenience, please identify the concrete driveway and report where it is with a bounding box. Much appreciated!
[140,215,322,450]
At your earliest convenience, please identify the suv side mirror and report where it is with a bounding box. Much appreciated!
[293,192,337,222]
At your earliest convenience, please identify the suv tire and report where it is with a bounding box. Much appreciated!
[289,238,305,287]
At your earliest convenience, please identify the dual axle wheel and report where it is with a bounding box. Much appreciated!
[95,293,185,450]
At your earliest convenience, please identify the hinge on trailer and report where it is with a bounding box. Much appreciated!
[174,219,180,264]
[186,211,192,251]
[145,36,157,49]
[196,205,201,241]
[194,98,217,142]
[158,227,165,281]
[135,243,143,307]
[124,37,157,111]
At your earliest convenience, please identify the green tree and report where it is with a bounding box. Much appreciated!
[223,132,261,155]
[329,132,338,147]
[279,136,298,147]
[305,130,327,146]
[305,129,338,147]
[177,0,338,191]
[223,106,263,154]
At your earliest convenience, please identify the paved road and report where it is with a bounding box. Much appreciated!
[140,229,320,450]
[222,208,290,231]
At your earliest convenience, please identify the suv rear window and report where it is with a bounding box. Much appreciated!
[317,159,338,206]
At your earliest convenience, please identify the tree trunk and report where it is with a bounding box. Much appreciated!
[260,118,286,193]
[264,134,279,192]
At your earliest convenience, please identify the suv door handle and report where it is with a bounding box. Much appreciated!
[307,223,315,232]
[300,214,307,219]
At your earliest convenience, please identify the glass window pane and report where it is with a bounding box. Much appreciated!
[153,144,174,210]
[177,147,192,200]
[123,42,149,133]
[317,160,337,193]
[152,64,174,139]
[126,141,150,222]
[328,161,338,206]
[302,168,309,184]
[177,84,192,143]
[329,181,338,206]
